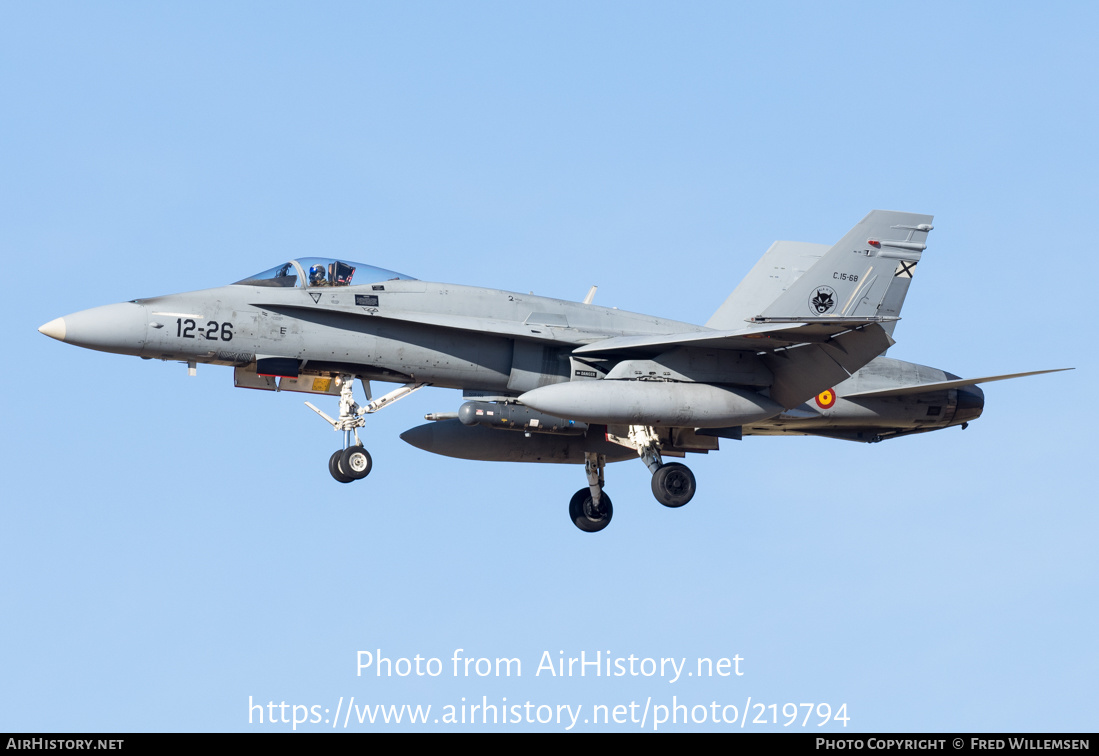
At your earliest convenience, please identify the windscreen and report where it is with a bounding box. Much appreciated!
[233,262,299,287]
[234,259,415,288]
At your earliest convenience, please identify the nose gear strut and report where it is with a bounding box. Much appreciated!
[305,375,428,482]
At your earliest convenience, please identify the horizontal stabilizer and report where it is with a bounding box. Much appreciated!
[763,323,894,409]
[842,368,1073,399]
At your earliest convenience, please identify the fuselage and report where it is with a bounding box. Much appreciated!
[40,273,982,447]
[44,274,708,393]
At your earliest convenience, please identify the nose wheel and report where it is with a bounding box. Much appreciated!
[306,375,426,484]
[329,450,353,483]
[329,445,372,483]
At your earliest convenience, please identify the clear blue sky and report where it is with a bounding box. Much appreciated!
[2,1,1095,732]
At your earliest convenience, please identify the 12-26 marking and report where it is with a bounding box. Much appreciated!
[176,318,233,341]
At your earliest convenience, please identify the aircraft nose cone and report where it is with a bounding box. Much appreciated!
[38,317,67,341]
[39,302,148,356]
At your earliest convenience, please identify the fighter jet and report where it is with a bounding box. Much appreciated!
[38,211,1068,532]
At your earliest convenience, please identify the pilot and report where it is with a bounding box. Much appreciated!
[308,265,328,287]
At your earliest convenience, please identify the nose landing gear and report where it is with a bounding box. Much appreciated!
[329,445,372,482]
[328,448,372,483]
[305,375,426,483]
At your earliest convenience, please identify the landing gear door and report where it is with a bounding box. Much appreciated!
[278,373,342,396]
[234,366,277,391]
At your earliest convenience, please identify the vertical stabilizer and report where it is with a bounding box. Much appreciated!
[755,210,933,329]
[706,241,828,329]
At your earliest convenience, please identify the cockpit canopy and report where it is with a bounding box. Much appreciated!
[234,258,416,289]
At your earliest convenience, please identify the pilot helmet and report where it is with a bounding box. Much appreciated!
[308,265,326,285]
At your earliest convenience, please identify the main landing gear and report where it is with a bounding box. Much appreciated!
[651,462,695,508]
[628,425,697,509]
[306,375,427,484]
[570,453,613,532]
[568,426,696,533]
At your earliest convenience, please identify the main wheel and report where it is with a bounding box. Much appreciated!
[651,462,695,508]
[329,450,355,483]
[340,445,373,480]
[569,488,613,533]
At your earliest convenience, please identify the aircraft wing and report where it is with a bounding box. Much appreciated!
[841,368,1074,399]
[571,319,896,356]
[576,321,897,410]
